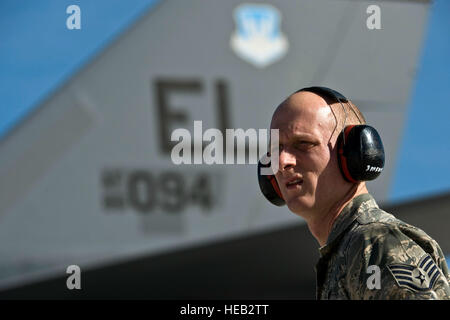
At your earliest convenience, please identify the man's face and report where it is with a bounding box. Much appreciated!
[270,92,350,218]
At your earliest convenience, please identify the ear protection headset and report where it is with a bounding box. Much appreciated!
[257,86,385,206]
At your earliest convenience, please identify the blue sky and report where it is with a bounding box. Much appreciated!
[0,0,449,203]
[388,0,450,203]
[0,0,160,139]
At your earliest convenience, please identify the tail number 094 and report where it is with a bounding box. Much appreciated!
[101,169,218,214]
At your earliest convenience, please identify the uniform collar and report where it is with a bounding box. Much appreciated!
[318,193,378,257]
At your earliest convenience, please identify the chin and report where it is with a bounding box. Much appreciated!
[285,195,313,217]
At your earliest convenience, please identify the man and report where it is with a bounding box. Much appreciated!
[268,87,450,299]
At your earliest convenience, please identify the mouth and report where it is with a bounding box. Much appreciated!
[285,176,303,190]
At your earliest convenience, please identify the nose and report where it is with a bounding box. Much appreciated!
[279,147,296,171]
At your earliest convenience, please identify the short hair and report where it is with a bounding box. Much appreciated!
[297,91,366,139]
[330,99,366,133]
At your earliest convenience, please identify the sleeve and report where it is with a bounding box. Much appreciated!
[344,223,450,300]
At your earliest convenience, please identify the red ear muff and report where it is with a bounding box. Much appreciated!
[268,175,283,199]
[257,155,285,206]
[338,125,358,183]
[337,125,385,182]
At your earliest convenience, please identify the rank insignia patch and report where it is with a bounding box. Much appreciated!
[388,254,442,292]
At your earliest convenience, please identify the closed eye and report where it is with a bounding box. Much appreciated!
[295,141,315,149]
[273,141,316,154]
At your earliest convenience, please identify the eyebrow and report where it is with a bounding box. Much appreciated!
[280,132,321,143]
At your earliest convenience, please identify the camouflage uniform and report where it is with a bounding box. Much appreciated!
[315,193,450,299]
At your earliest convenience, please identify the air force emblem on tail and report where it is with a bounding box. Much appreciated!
[230,4,289,68]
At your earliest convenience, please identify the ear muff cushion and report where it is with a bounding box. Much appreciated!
[257,159,285,206]
[269,176,284,202]
[338,125,358,183]
[338,125,385,182]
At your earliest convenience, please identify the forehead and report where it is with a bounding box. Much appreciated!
[270,92,334,141]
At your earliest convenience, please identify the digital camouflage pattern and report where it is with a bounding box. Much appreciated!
[315,193,450,299]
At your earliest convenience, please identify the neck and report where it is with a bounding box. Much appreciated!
[307,183,368,247]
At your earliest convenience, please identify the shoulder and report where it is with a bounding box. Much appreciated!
[343,208,450,299]
[349,207,446,269]
[345,214,414,269]
[346,208,439,267]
